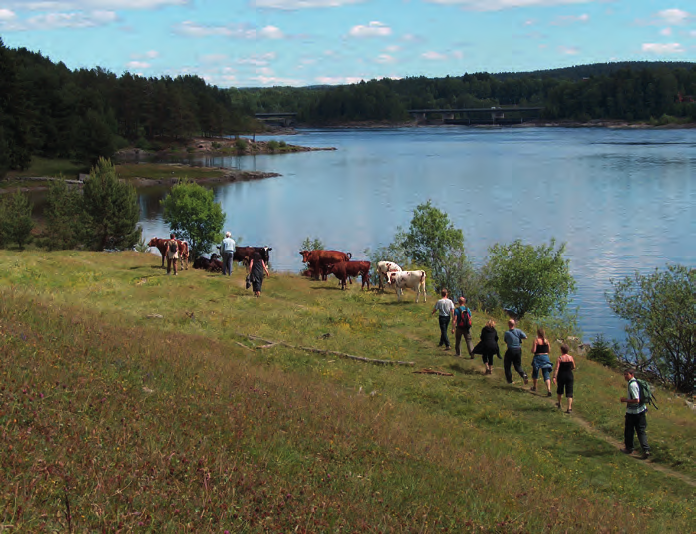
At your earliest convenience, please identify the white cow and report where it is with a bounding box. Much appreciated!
[376,260,402,290]
[387,270,427,303]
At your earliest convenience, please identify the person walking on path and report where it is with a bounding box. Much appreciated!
[248,251,270,298]
[220,231,236,276]
[553,343,576,412]
[452,296,474,358]
[531,327,554,396]
[477,319,501,374]
[620,369,651,459]
[166,233,179,276]
[431,289,455,350]
[503,319,529,385]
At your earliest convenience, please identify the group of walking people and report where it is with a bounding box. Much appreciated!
[432,290,576,412]
[432,289,652,458]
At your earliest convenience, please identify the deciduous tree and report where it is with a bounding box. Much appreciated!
[607,264,695,393]
[1,190,34,250]
[484,239,576,319]
[161,180,225,259]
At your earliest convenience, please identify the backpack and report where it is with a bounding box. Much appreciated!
[456,306,472,330]
[168,240,178,254]
[634,378,659,410]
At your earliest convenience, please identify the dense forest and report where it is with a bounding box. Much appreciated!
[230,61,696,124]
[0,38,255,178]
[2,33,696,179]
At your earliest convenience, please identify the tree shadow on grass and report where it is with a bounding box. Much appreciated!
[310,286,343,292]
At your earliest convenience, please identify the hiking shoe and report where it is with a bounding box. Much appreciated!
[620,448,634,455]
[530,386,537,392]
[642,451,651,460]
[555,402,561,409]
[566,409,572,414]
[547,391,552,397]
[523,376,529,385]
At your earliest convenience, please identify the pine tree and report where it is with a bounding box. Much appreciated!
[2,190,34,250]
[82,158,141,250]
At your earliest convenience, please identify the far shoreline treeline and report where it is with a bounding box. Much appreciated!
[2,34,696,180]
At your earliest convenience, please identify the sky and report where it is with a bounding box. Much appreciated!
[0,1,694,88]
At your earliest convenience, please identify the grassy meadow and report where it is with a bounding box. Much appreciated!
[0,250,694,533]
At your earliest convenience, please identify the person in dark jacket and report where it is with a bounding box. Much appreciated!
[478,319,501,375]
[248,251,270,298]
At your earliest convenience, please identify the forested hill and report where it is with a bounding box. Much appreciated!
[230,61,696,126]
[0,38,257,179]
[493,61,696,81]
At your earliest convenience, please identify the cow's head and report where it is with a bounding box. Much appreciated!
[325,263,336,274]
[147,238,157,247]
[261,246,272,262]
[300,250,311,262]
[386,272,397,285]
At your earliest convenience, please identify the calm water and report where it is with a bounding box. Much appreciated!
[137,127,696,341]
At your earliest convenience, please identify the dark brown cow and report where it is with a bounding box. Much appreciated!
[193,254,222,272]
[148,237,189,270]
[299,250,352,281]
[326,260,371,290]
[233,246,272,268]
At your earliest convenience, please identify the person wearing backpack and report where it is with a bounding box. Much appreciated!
[503,319,529,385]
[452,296,474,358]
[620,369,651,459]
[166,233,179,276]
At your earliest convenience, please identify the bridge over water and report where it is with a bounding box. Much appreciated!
[255,112,297,127]
[408,107,544,125]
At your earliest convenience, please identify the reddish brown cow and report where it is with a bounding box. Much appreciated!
[326,260,371,290]
[299,250,352,281]
[148,237,189,270]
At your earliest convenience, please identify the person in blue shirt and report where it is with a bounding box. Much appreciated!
[220,232,236,276]
[503,319,529,385]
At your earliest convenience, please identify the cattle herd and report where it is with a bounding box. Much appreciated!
[147,238,426,301]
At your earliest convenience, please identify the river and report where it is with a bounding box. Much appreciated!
[137,126,696,341]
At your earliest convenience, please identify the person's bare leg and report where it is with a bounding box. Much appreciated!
[556,394,562,409]
[545,379,552,394]
[567,397,573,411]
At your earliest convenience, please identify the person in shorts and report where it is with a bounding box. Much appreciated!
[553,343,576,413]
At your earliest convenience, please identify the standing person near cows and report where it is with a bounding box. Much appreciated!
[452,296,474,358]
[431,289,455,350]
[166,233,179,276]
[503,319,529,385]
[248,251,270,298]
[220,231,236,276]
[620,369,651,459]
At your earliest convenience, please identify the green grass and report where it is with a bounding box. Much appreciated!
[4,156,89,180]
[0,250,694,532]
[115,163,226,181]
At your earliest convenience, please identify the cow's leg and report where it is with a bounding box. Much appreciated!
[161,253,166,268]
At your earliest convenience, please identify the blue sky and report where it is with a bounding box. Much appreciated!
[0,1,694,88]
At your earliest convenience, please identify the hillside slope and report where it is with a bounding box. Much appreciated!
[0,251,694,532]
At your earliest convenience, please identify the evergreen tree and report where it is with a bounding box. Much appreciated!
[43,177,84,250]
[82,158,141,251]
[2,190,34,250]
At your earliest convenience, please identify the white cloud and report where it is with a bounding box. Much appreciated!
[237,52,277,66]
[375,53,396,63]
[558,45,579,54]
[642,42,684,54]
[660,27,672,36]
[126,60,151,69]
[144,49,159,58]
[451,50,464,59]
[425,0,593,11]
[691,30,696,38]
[252,0,362,9]
[421,50,448,60]
[258,25,283,38]
[349,21,391,37]
[0,8,16,20]
[251,74,302,86]
[384,44,401,52]
[551,13,588,25]
[23,10,117,29]
[200,53,228,63]
[656,9,689,26]
[315,75,365,85]
[0,1,188,9]
[175,21,286,39]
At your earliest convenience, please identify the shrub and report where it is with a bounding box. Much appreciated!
[1,190,34,250]
[235,139,248,152]
[267,140,279,152]
[279,140,287,148]
[587,334,619,368]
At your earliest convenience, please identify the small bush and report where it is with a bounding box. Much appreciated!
[278,140,287,148]
[267,140,279,152]
[211,141,221,150]
[235,139,248,152]
[587,334,618,368]
[186,147,195,154]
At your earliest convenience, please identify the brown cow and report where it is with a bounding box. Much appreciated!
[148,237,189,270]
[299,250,352,281]
[326,260,371,290]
